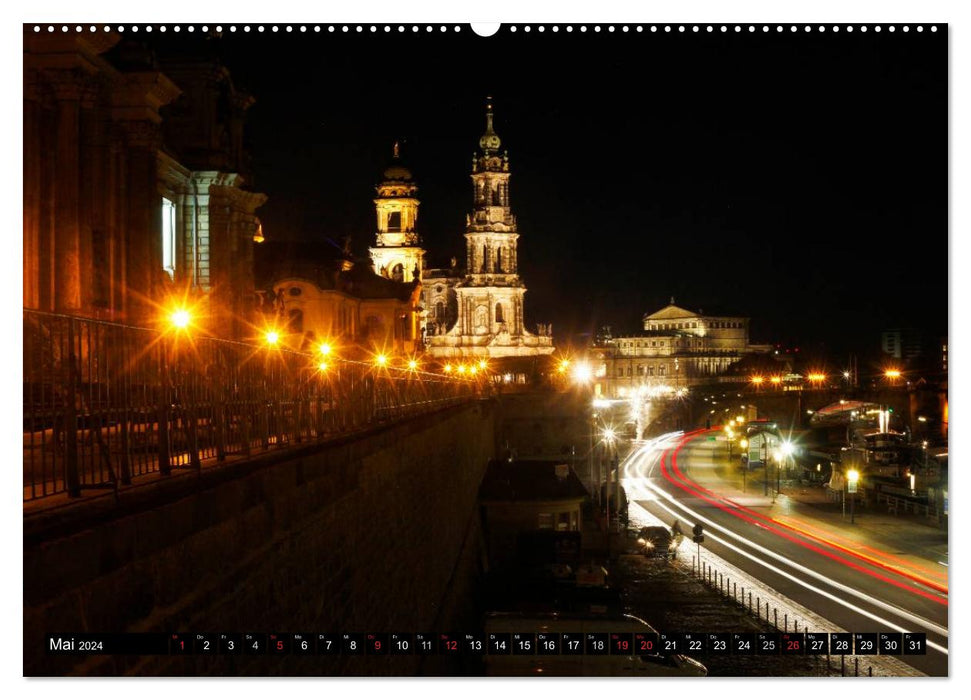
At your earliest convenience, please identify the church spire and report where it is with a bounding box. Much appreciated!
[479,96,501,153]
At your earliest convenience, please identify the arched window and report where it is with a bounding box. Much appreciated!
[387,211,401,231]
[392,263,404,282]
[482,245,488,273]
[436,301,445,323]
[495,303,504,324]
[496,247,503,272]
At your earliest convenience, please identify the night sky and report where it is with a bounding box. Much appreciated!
[146,26,946,360]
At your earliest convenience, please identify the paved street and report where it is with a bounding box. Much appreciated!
[621,429,948,677]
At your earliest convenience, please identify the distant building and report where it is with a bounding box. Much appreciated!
[257,240,423,358]
[479,460,588,570]
[880,328,925,362]
[23,31,266,340]
[593,299,773,397]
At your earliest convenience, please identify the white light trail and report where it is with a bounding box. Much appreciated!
[622,445,949,656]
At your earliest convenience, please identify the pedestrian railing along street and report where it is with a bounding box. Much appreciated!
[23,310,479,503]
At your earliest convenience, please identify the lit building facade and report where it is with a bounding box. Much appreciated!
[594,300,772,397]
[23,31,266,340]
[267,271,422,358]
[260,236,422,359]
[369,143,425,285]
[424,101,554,360]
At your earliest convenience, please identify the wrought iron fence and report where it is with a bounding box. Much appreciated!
[23,309,479,503]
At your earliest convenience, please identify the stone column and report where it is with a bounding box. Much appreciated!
[51,76,82,313]
[121,120,163,325]
[107,125,126,318]
[23,76,41,309]
[78,85,100,312]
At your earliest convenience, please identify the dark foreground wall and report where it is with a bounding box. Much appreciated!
[24,400,497,676]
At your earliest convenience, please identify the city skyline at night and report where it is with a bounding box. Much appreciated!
[178,25,948,361]
[18,14,952,685]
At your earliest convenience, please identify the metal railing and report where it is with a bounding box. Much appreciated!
[875,490,944,520]
[23,309,479,503]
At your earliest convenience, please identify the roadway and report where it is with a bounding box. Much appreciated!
[621,429,948,677]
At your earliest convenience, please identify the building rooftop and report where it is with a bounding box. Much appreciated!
[479,460,589,502]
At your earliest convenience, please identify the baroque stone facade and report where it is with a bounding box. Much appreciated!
[369,143,424,285]
[264,261,424,359]
[594,300,773,397]
[23,31,266,340]
[422,101,554,359]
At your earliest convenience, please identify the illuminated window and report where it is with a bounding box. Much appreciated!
[161,197,176,279]
[538,513,554,530]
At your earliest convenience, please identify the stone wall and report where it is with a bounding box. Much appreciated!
[24,400,496,676]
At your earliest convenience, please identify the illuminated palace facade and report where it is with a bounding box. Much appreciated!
[593,300,773,397]
[23,31,266,341]
[370,101,554,360]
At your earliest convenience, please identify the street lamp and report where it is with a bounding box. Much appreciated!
[572,362,593,383]
[847,469,860,524]
[779,440,794,495]
[170,308,191,330]
[602,427,619,554]
[264,330,280,346]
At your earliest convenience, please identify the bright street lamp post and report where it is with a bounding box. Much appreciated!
[603,428,617,556]
[847,469,860,524]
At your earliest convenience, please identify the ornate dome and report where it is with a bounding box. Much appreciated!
[381,142,413,182]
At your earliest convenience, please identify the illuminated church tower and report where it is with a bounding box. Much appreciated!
[370,142,424,283]
[426,99,553,359]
